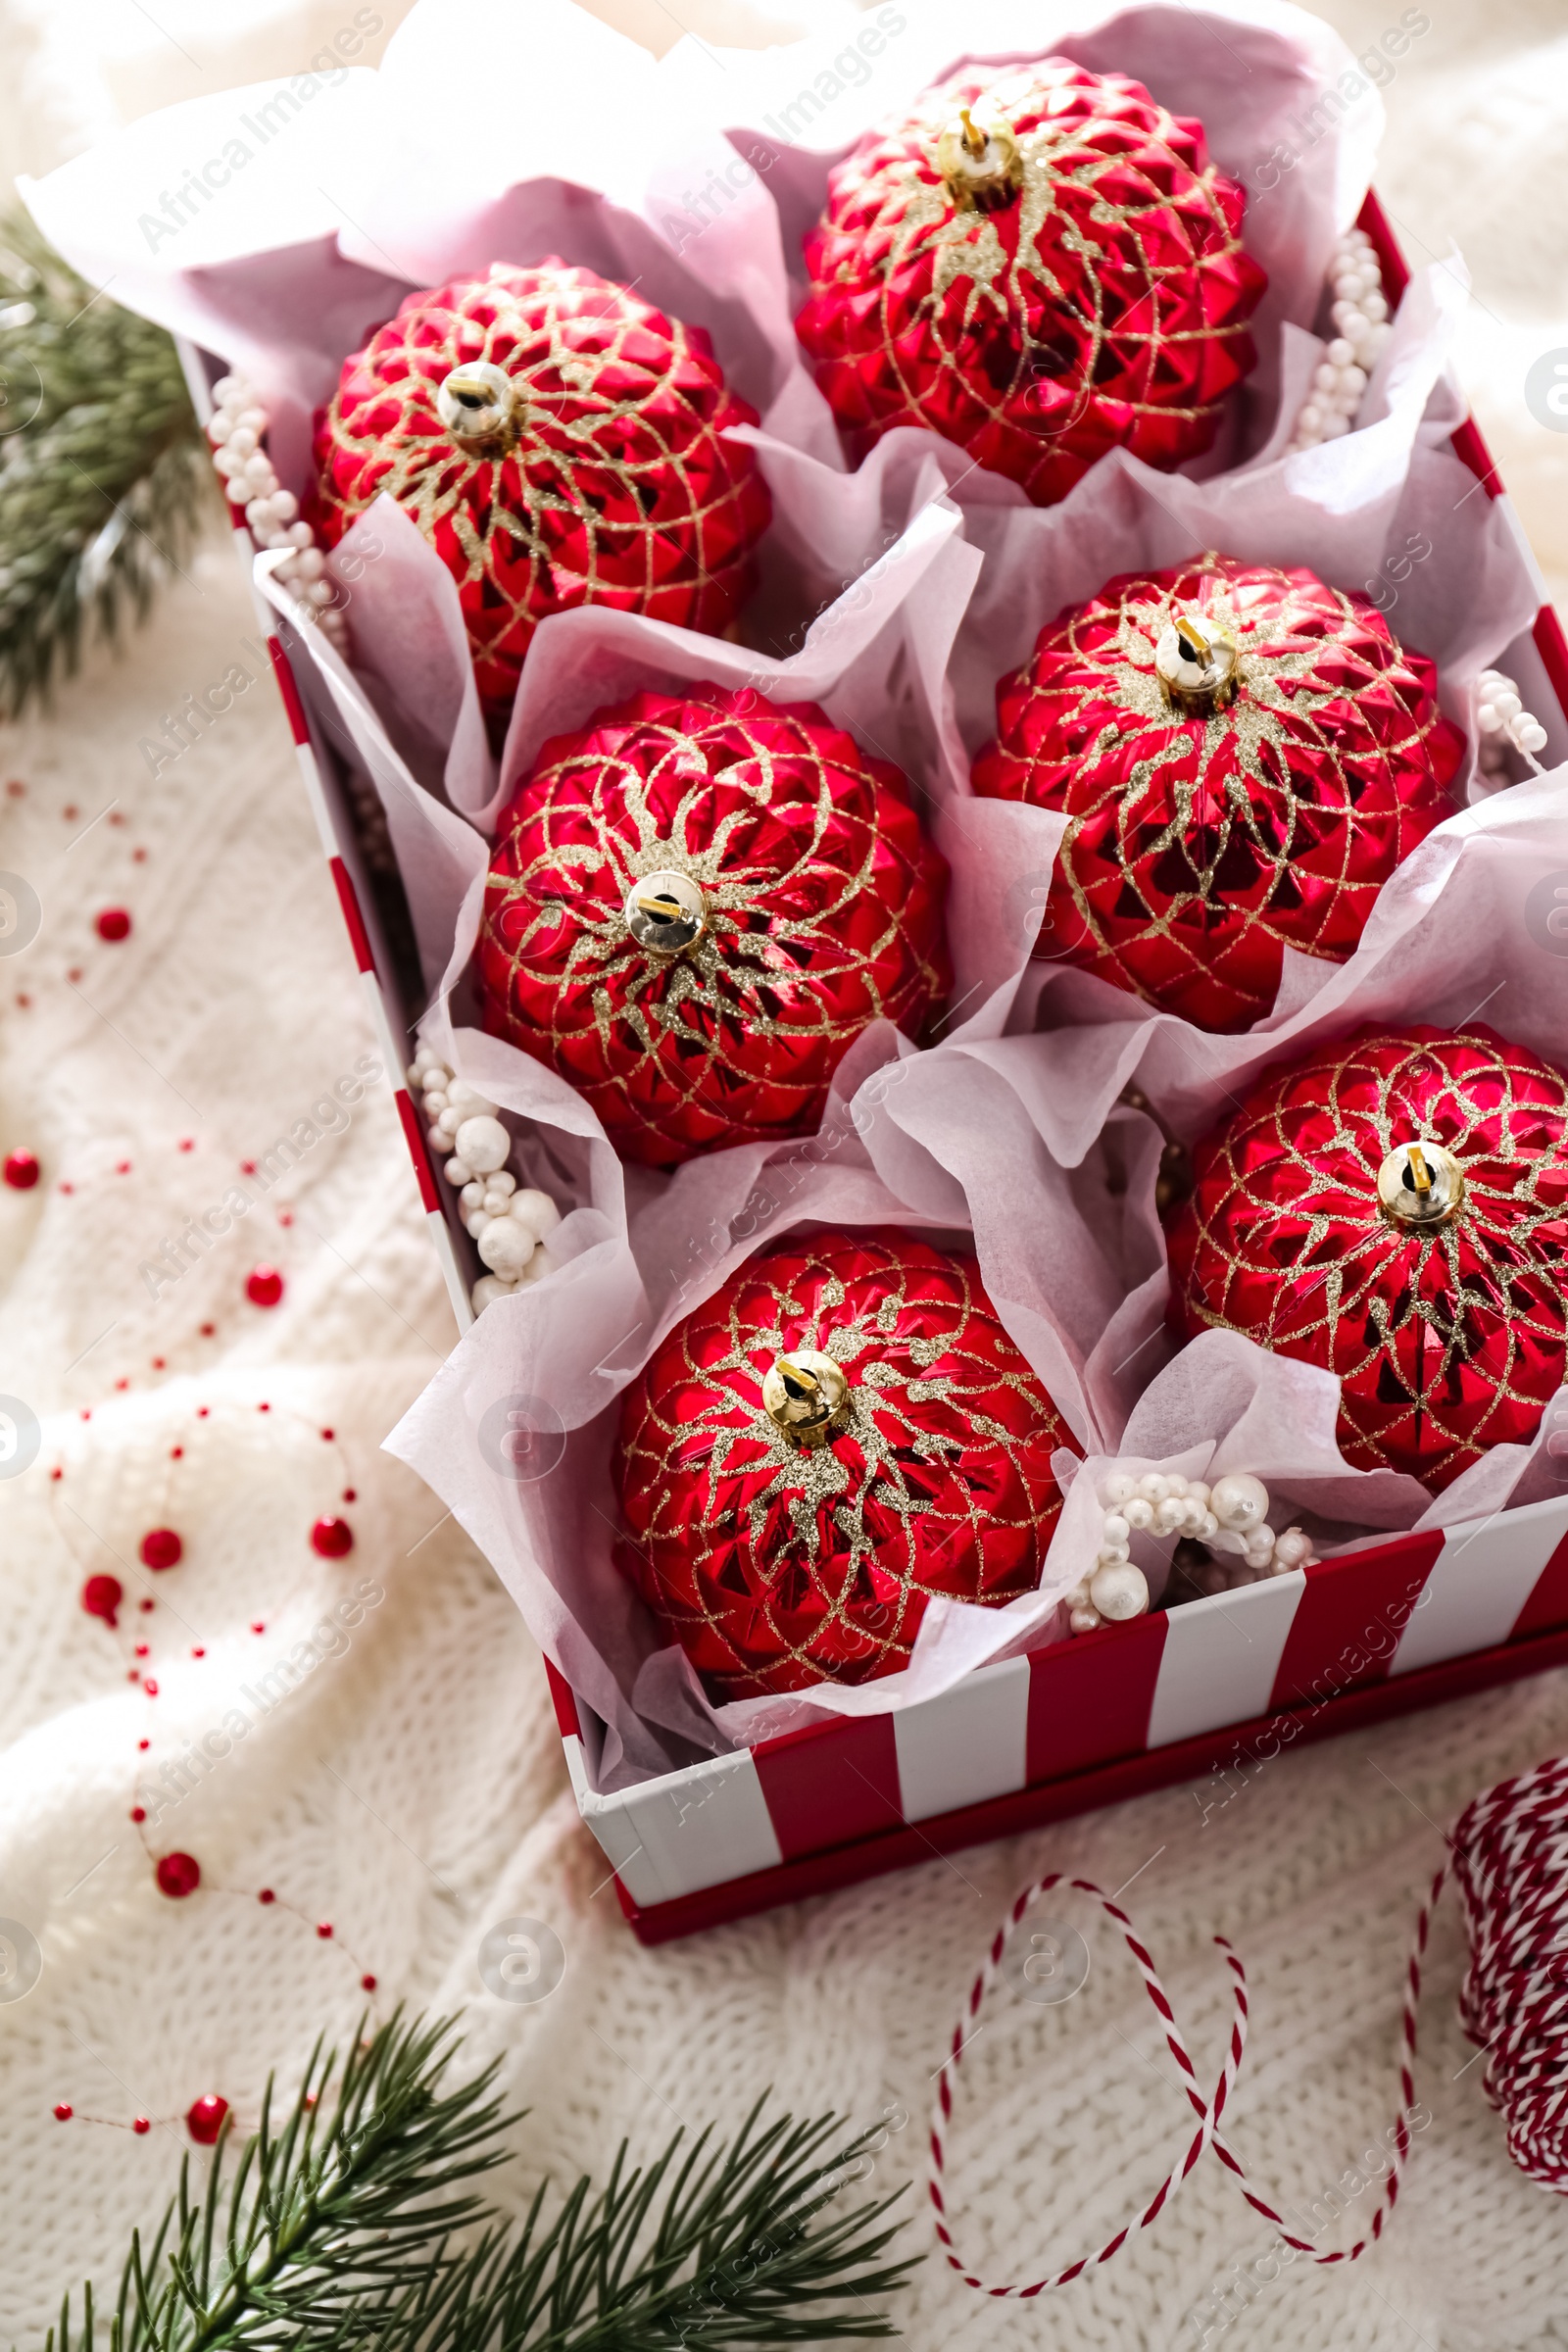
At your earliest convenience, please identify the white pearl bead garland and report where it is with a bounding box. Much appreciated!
[1065,1468,1317,1634]
[408,1050,562,1313]
[1475,666,1549,779]
[206,369,349,656]
[1285,226,1392,455]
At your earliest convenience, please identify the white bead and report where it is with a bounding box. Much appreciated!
[1312,363,1339,395]
[477,1218,535,1277]
[1322,412,1349,438]
[294,547,326,581]
[1326,337,1356,368]
[304,580,334,608]
[1068,1604,1102,1636]
[460,1179,485,1210]
[287,522,314,547]
[1153,1496,1186,1535]
[455,1114,509,1174]
[1273,1528,1311,1568]
[1065,1581,1091,1609]
[508,1187,562,1241]
[1198,1511,1219,1541]
[444,1155,472,1186]
[1181,1498,1207,1535]
[1097,1541,1132,1566]
[1292,425,1322,450]
[1244,1525,1276,1559]
[1340,365,1367,398]
[432,1113,461,1145]
[1102,1512,1131,1544]
[237,406,269,431]
[1363,291,1388,321]
[271,490,299,521]
[207,415,232,445]
[463,1205,490,1238]
[1477,701,1502,734]
[243,455,275,487]
[515,1249,553,1288]
[447,1079,498,1119]
[471,1274,516,1313]
[1089,1562,1150,1622]
[1210,1472,1269,1533]
[1136,1472,1169,1503]
[1186,1482,1210,1511]
[226,426,258,458]
[1490,688,1522,723]
[1515,718,1548,754]
[212,373,243,405]
[1100,1472,1137,1508]
[1298,403,1323,433]
[481,1190,513,1217]
[1123,1496,1154,1531]
[1163,1474,1188,1500]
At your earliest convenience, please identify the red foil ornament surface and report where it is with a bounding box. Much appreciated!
[971,558,1464,1032]
[312,262,770,717]
[478,687,951,1166]
[614,1229,1077,1696]
[1166,1026,1568,1490]
[797,60,1267,506]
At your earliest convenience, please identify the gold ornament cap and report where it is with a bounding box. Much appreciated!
[624,869,708,955]
[436,360,522,454]
[935,106,1022,213]
[761,1349,850,1447]
[1155,609,1240,717]
[1377,1137,1466,1229]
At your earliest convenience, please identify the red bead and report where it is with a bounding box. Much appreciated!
[143,1679,159,1696]
[178,1137,194,1152]
[139,1528,183,1571]
[81,1574,122,1629]
[130,1806,145,1823]
[315,263,770,722]
[155,1852,201,1899]
[199,1322,216,1337]
[317,1922,333,1939]
[133,1643,148,1658]
[361,1973,377,1991]
[320,1427,334,1441]
[615,1229,1078,1695]
[311,1516,353,1559]
[191,1645,205,1658]
[95,907,131,942]
[251,1621,266,1634]
[3,1149,39,1190]
[258,1887,275,1904]
[137,1738,149,1749]
[341,1488,356,1503]
[53,2103,72,2122]
[185,2093,229,2145]
[132,2116,151,2134]
[246,1265,284,1308]
[138,1600,154,1615]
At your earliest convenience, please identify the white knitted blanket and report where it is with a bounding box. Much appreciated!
[2,2,1568,2343]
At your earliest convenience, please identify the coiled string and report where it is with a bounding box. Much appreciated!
[929,1755,1568,2294]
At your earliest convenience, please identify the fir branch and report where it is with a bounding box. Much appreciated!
[0,210,213,716]
[34,2014,915,2352]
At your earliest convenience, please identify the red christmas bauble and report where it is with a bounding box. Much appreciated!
[614,1228,1077,1695]
[312,262,770,718]
[1166,1025,1568,1490]
[797,60,1266,506]
[971,558,1464,1031]
[478,686,951,1166]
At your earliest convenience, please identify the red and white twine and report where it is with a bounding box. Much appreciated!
[929,1755,1568,2294]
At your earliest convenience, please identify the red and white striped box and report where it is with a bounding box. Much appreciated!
[212,191,1568,1945]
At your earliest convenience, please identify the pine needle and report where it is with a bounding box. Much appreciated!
[32,2011,916,2352]
[0,209,213,716]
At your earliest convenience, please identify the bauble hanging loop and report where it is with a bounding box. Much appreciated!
[1377,1137,1466,1230]
[435,361,522,454]
[935,105,1022,212]
[624,869,708,956]
[761,1349,851,1448]
[1154,608,1239,717]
